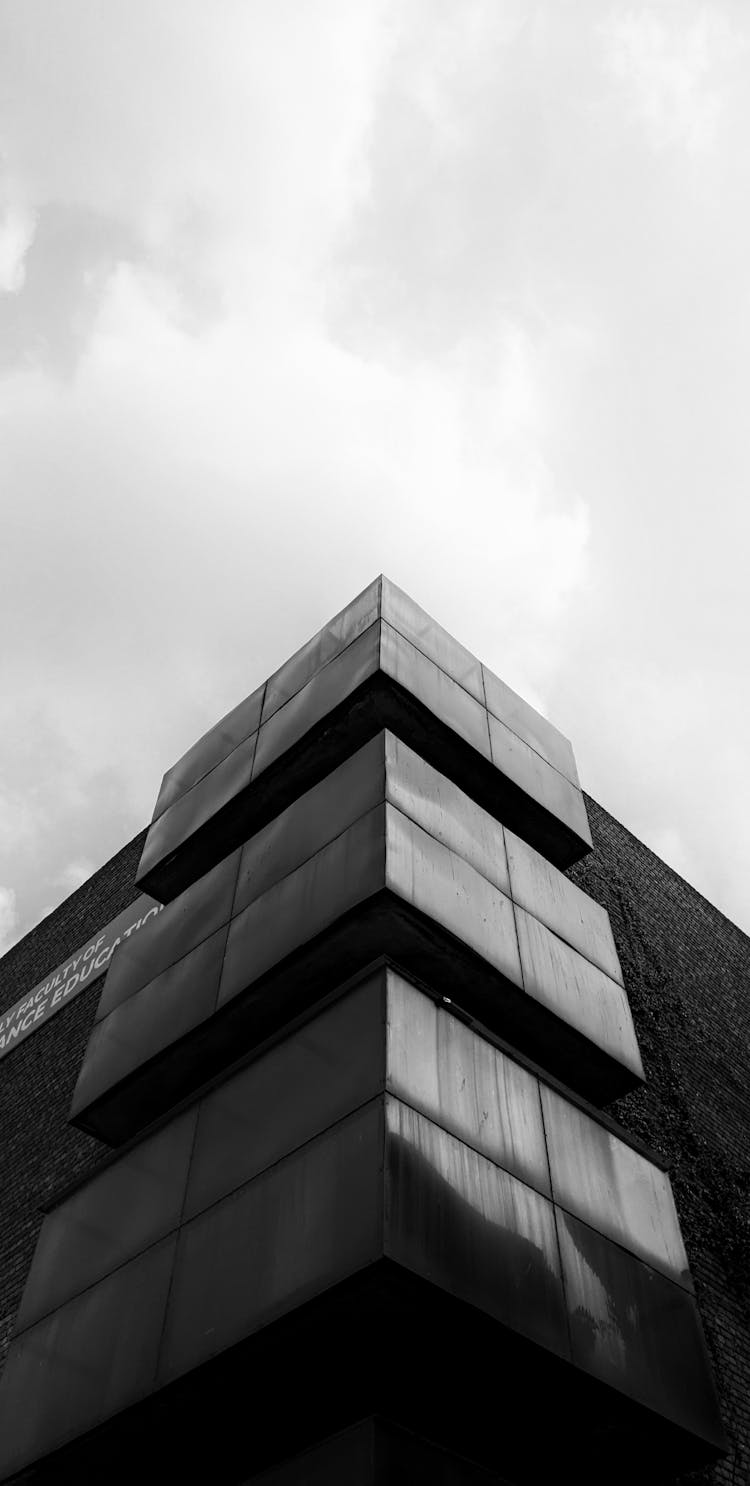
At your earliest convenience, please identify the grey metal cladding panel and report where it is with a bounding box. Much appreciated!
[153,683,265,821]
[158,1099,383,1387]
[384,1097,568,1361]
[385,734,510,897]
[0,1236,176,1481]
[136,735,255,889]
[233,735,386,918]
[98,851,240,1021]
[218,804,387,1009]
[253,620,382,779]
[261,577,382,724]
[381,576,485,704]
[515,906,644,1082]
[15,1111,196,1334]
[385,805,523,992]
[385,973,550,1197]
[541,1086,690,1288]
[482,666,579,787]
[239,729,510,922]
[558,1211,726,1449]
[71,925,226,1125]
[185,970,387,1219]
[487,711,592,852]
[505,829,623,984]
[380,621,492,761]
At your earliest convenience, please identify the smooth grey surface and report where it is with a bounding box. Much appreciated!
[71,925,227,1124]
[2,978,723,1479]
[97,851,240,1020]
[385,734,510,896]
[218,804,386,1009]
[159,1099,383,1386]
[505,828,623,983]
[0,1237,176,1479]
[487,711,592,852]
[261,577,382,724]
[384,1097,568,1358]
[234,732,514,921]
[385,805,523,991]
[151,575,581,823]
[515,906,643,1081]
[81,774,640,1141]
[558,1211,726,1447]
[381,576,579,795]
[252,620,381,780]
[482,665,579,787]
[15,1111,196,1333]
[153,683,265,821]
[542,1086,689,1286]
[138,735,605,1032]
[381,576,485,704]
[137,734,256,889]
[380,620,492,761]
[138,578,594,903]
[232,735,385,918]
[185,973,386,1219]
[51,973,675,1318]
[386,973,550,1196]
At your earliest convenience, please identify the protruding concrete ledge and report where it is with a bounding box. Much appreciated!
[0,1272,725,1485]
[71,741,640,1144]
[136,580,592,902]
[0,988,725,1485]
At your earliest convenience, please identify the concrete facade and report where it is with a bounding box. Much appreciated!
[0,580,744,1483]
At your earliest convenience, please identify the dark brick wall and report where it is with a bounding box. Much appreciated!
[570,797,750,1486]
[0,830,147,1374]
[0,800,748,1484]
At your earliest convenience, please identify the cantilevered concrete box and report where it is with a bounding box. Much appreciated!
[136,577,592,902]
[0,972,724,1485]
[0,579,726,1486]
[71,734,641,1143]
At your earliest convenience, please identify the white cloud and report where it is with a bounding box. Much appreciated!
[0,0,747,944]
[55,860,95,894]
[0,200,36,291]
[602,6,742,155]
[0,886,19,956]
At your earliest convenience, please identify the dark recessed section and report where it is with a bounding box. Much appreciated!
[0,1264,725,1486]
[243,1417,515,1486]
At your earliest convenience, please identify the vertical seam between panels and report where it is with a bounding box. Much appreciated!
[154,1102,203,1396]
[540,1090,575,1364]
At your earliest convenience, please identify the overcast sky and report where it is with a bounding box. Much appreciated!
[0,0,748,959]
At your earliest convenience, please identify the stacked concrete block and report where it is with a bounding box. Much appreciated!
[0,579,726,1485]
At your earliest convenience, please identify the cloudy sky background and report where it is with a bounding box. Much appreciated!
[0,0,748,957]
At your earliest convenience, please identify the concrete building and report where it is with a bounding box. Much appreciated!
[0,578,746,1484]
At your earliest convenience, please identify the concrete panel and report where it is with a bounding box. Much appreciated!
[505,829,622,984]
[515,907,643,1084]
[542,1086,689,1287]
[261,578,382,724]
[558,1211,726,1449]
[386,973,550,1196]
[153,683,265,821]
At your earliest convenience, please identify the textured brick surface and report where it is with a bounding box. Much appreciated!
[0,831,146,1374]
[0,798,747,1485]
[570,798,750,1486]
